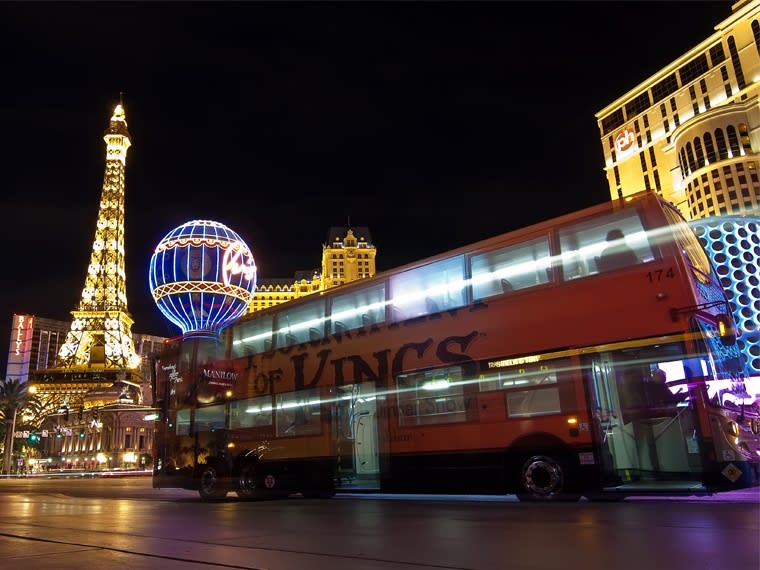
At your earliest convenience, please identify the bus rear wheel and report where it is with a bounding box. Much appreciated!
[236,464,258,499]
[517,454,578,502]
[199,465,227,500]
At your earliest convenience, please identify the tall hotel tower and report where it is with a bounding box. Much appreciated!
[596,0,760,381]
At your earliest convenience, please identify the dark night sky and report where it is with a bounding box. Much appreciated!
[0,0,735,374]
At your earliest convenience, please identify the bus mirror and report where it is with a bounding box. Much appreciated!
[716,314,737,346]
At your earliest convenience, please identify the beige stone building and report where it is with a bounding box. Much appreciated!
[596,0,760,381]
[248,226,376,313]
[596,0,760,219]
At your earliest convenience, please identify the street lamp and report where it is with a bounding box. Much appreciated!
[3,407,18,475]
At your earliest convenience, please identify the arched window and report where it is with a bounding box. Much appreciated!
[704,132,716,164]
[727,125,741,157]
[715,128,729,160]
[679,147,689,176]
[693,137,705,169]
[686,141,697,173]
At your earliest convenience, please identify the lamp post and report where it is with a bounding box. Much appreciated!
[3,407,18,475]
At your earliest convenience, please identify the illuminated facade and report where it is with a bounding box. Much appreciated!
[597,0,760,381]
[321,227,376,289]
[149,219,257,337]
[5,314,68,384]
[596,0,760,216]
[57,102,141,371]
[3,313,166,471]
[248,226,376,312]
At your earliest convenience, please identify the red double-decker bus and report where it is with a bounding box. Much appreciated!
[151,190,760,501]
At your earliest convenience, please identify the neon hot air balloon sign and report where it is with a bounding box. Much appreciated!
[149,220,257,338]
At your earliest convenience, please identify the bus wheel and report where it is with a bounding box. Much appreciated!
[199,465,227,500]
[517,455,577,502]
[236,464,257,499]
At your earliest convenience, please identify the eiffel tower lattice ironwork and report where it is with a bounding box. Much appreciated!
[56,102,141,372]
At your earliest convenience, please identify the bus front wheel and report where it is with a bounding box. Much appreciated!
[236,464,258,499]
[199,465,227,500]
[517,454,578,502]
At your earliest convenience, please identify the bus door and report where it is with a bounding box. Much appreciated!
[335,382,380,490]
[589,348,702,487]
[586,353,627,486]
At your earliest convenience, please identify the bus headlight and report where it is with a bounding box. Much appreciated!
[725,420,740,437]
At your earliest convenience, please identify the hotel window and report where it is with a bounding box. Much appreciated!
[709,43,726,66]
[704,132,716,163]
[739,123,751,150]
[686,142,697,173]
[715,129,728,159]
[679,53,708,85]
[727,125,741,157]
[670,98,680,127]
[689,85,699,115]
[728,36,746,90]
[652,73,678,103]
[694,138,705,169]
[625,91,651,119]
[700,79,710,110]
[601,108,625,135]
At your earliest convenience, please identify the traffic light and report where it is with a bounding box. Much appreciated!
[28,432,39,443]
[79,429,85,439]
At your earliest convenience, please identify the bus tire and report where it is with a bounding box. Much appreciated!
[236,464,258,499]
[517,454,579,502]
[198,465,227,500]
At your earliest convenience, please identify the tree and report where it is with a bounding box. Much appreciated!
[0,378,30,475]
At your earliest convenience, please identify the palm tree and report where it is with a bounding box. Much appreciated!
[0,378,30,475]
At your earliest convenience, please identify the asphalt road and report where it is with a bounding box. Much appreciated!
[0,475,758,570]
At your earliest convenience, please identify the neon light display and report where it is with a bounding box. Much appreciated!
[691,216,760,383]
[614,127,636,153]
[149,220,257,337]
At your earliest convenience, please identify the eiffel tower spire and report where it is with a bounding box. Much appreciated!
[57,102,140,371]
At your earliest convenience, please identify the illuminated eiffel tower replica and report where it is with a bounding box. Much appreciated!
[31,101,143,419]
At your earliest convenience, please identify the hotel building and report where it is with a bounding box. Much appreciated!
[596,0,760,381]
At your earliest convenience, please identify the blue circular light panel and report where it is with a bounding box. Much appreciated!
[148,220,257,337]
[691,216,760,382]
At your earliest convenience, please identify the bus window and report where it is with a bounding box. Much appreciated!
[396,366,468,426]
[507,389,561,418]
[194,404,226,433]
[231,313,273,357]
[230,396,273,428]
[660,203,712,279]
[470,236,552,301]
[275,300,326,348]
[176,408,191,436]
[276,389,322,437]
[558,210,653,279]
[479,361,560,417]
[389,255,467,321]
[330,283,386,334]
